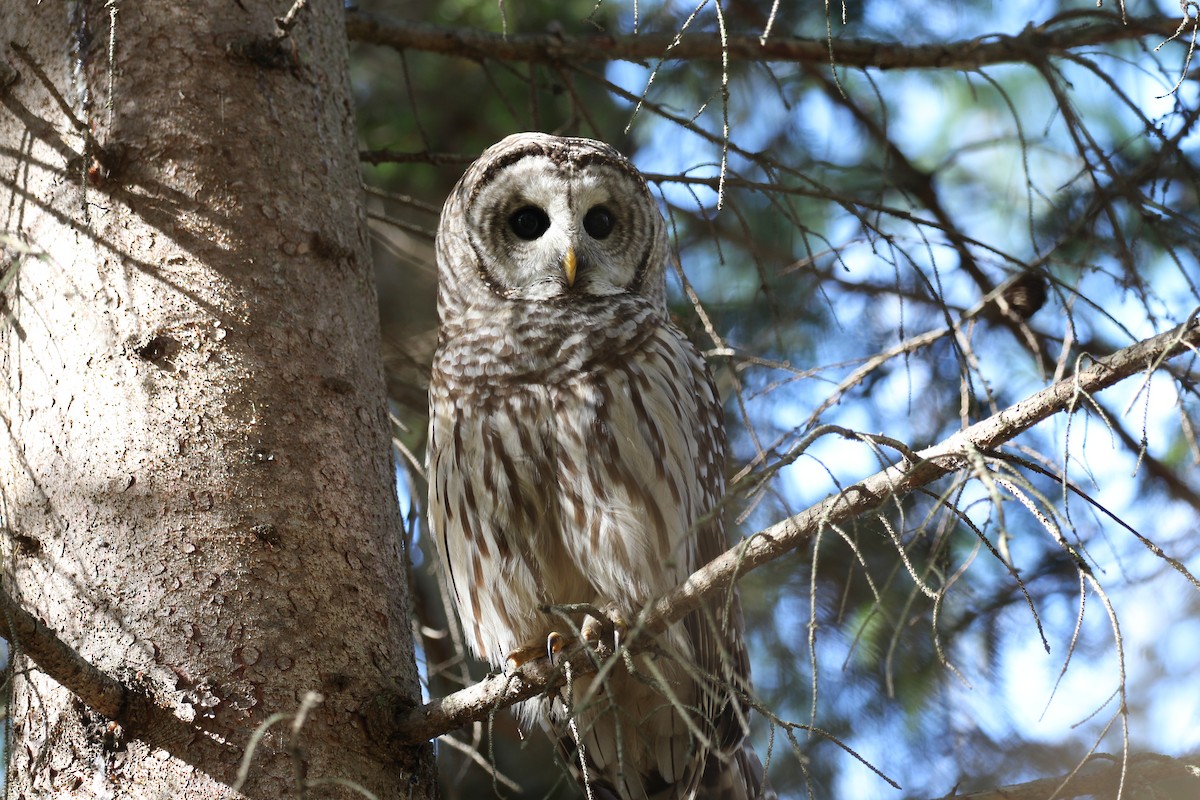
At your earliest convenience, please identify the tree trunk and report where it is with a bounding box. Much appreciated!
[0,2,433,797]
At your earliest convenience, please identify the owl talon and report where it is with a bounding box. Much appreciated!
[547,631,567,663]
[582,602,628,655]
[505,631,577,672]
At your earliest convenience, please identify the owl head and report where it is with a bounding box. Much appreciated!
[435,133,670,322]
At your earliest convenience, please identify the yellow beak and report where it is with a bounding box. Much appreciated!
[562,248,577,288]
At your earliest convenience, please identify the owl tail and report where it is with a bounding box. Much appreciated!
[546,693,776,800]
[561,739,775,800]
[541,634,775,800]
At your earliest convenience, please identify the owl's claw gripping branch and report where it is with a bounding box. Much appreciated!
[503,630,581,671]
[504,640,557,672]
[542,601,630,658]
[580,602,628,657]
[547,631,567,662]
[503,602,634,672]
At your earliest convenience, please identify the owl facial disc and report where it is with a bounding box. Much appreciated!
[443,133,666,305]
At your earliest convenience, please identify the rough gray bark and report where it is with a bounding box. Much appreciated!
[0,2,432,797]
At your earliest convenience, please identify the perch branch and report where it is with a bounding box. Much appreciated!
[393,311,1200,744]
[346,12,1185,70]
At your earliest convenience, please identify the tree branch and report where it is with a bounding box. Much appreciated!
[392,311,1200,744]
[0,585,240,758]
[346,11,1185,70]
[0,588,128,720]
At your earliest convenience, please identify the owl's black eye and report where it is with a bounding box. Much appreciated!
[508,206,551,240]
[583,205,615,240]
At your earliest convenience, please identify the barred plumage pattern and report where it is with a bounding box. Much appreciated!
[428,133,769,800]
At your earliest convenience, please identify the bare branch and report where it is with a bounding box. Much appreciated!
[346,11,1186,70]
[0,585,237,758]
[0,588,127,721]
[392,312,1200,744]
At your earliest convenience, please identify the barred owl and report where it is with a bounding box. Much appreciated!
[428,133,768,800]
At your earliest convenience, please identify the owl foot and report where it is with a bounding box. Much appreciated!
[505,631,576,672]
[539,602,627,656]
[505,602,631,672]
[581,602,627,658]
